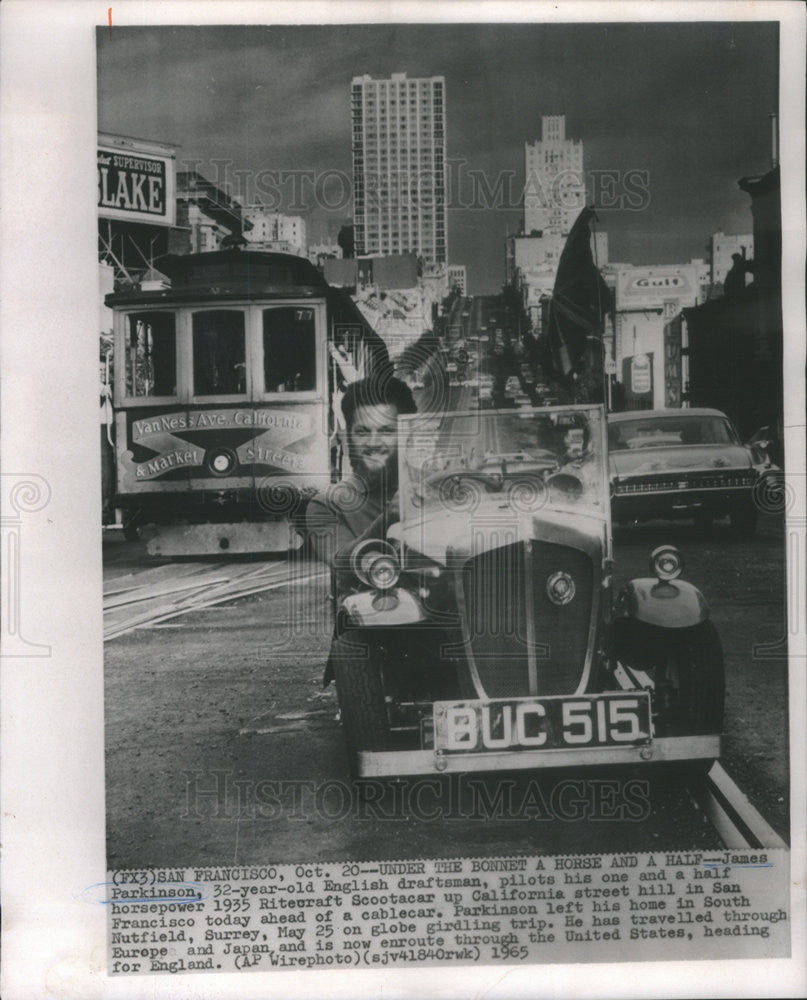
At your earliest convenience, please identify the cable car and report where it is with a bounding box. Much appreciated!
[106,249,388,555]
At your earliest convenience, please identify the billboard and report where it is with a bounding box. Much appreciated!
[615,265,697,310]
[97,133,176,226]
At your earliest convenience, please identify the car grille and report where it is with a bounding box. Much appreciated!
[459,541,593,698]
[613,470,755,495]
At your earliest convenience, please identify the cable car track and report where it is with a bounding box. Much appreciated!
[103,557,326,641]
[691,760,787,850]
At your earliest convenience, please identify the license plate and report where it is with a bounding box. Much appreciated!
[433,693,652,753]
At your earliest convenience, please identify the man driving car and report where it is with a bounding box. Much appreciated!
[305,372,417,692]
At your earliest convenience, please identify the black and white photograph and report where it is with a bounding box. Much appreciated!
[98,16,791,858]
[1,2,805,998]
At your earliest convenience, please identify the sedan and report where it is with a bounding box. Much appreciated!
[608,408,778,535]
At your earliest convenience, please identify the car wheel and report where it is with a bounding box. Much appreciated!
[332,645,391,776]
[663,621,725,734]
[729,497,758,536]
[608,618,724,736]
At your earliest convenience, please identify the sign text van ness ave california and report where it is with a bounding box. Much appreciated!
[132,410,308,441]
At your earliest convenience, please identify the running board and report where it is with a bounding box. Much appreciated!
[358,735,721,777]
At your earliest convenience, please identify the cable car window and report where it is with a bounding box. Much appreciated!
[192,310,246,396]
[125,312,176,397]
[263,307,317,393]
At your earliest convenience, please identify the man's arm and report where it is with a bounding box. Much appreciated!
[305,493,353,571]
[305,489,397,576]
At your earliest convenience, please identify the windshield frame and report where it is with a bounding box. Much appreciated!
[397,404,611,525]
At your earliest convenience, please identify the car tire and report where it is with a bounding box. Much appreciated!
[608,618,724,736]
[332,644,390,777]
[666,620,725,735]
[729,497,758,536]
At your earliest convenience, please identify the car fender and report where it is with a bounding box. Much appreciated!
[616,577,709,629]
[341,588,426,627]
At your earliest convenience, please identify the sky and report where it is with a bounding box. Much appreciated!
[96,21,779,295]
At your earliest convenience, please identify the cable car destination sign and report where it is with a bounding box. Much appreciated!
[97,133,176,226]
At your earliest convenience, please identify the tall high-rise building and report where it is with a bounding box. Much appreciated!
[351,73,447,266]
[524,115,585,236]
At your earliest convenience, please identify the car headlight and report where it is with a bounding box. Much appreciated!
[351,539,401,590]
[366,554,400,590]
[650,544,683,580]
[546,570,576,605]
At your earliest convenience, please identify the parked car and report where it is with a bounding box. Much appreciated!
[331,404,723,778]
[608,408,778,535]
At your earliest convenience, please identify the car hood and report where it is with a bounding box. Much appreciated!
[389,499,605,566]
[609,444,751,478]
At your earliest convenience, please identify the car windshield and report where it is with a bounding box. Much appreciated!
[608,415,737,451]
[399,406,607,522]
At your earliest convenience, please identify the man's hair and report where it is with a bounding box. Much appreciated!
[341,370,417,429]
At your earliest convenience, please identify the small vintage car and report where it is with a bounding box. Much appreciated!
[608,408,778,535]
[331,404,724,778]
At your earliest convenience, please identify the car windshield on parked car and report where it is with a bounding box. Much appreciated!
[608,414,738,452]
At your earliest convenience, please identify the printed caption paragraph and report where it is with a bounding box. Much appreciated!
[103,850,790,974]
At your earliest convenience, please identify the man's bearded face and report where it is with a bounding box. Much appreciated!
[348,403,399,482]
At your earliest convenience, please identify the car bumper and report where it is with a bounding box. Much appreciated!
[611,486,751,521]
[357,734,721,777]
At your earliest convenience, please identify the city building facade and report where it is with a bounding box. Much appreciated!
[683,170,781,437]
[241,207,307,255]
[351,72,447,266]
[508,230,609,332]
[171,171,243,256]
[307,240,343,265]
[609,263,702,409]
[524,115,585,236]
[447,264,467,295]
[511,117,607,337]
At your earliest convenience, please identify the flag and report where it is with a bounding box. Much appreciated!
[547,207,610,381]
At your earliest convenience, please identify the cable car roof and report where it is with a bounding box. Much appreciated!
[105,249,334,307]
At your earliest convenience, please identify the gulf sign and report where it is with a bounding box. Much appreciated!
[98,142,176,226]
[616,266,696,310]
